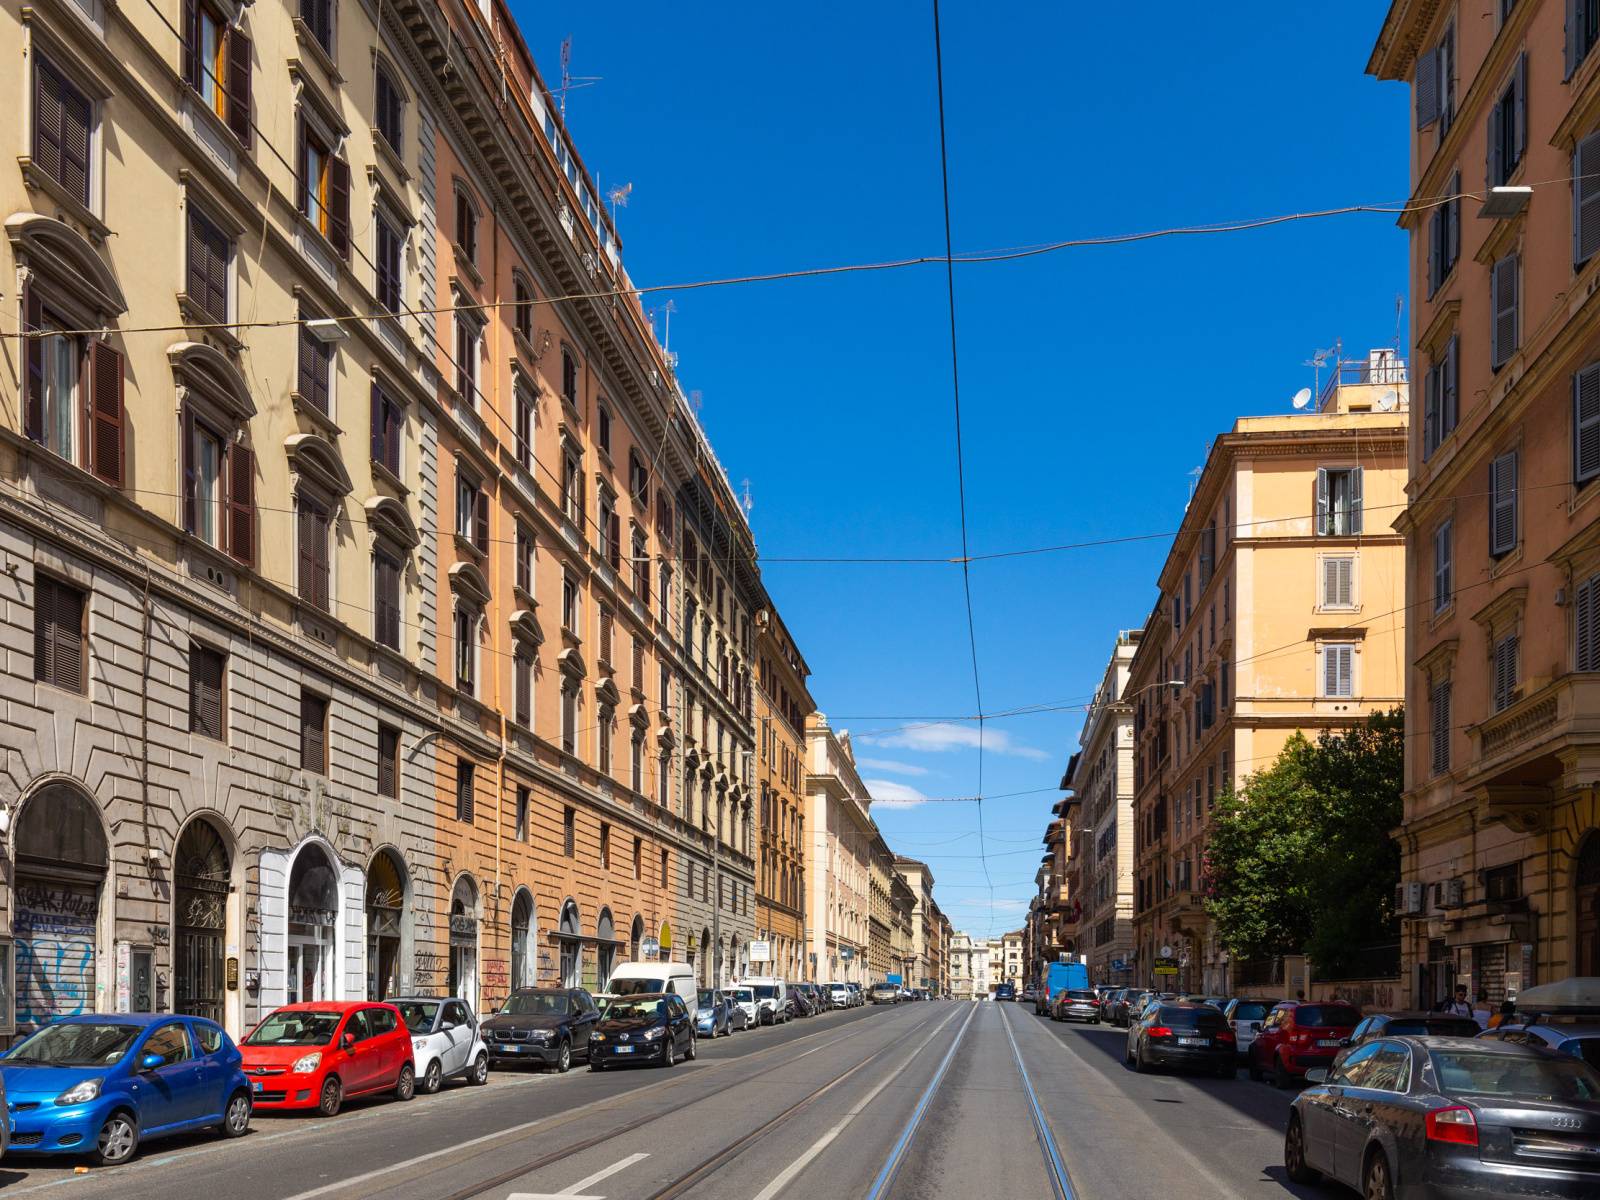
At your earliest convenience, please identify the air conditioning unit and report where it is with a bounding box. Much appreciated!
[1432,879,1464,910]
[1394,881,1424,915]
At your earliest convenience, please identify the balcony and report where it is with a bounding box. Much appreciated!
[1464,674,1600,832]
[1169,890,1209,932]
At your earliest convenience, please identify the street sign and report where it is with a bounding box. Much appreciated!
[640,936,660,960]
[749,940,771,963]
[1154,956,1178,976]
[1159,944,1174,958]
[1110,959,1128,972]
[840,946,855,961]
[887,973,902,985]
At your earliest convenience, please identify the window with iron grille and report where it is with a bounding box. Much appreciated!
[301,691,328,774]
[456,758,475,823]
[189,643,226,740]
[377,724,400,799]
[33,575,86,694]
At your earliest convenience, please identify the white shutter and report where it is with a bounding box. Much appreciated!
[1324,644,1353,698]
[1322,557,1353,607]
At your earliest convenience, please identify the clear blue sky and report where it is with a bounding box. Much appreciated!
[513,2,1410,937]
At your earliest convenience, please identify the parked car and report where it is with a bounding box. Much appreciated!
[846,982,864,1007]
[391,996,490,1092]
[241,1002,414,1116]
[994,983,1016,1002]
[1286,1036,1600,1199]
[1126,1003,1238,1077]
[608,961,699,1017]
[1053,989,1101,1024]
[1221,997,1280,1060]
[871,983,900,1005]
[825,982,851,1010]
[1113,989,1155,1028]
[1178,994,1229,1010]
[723,986,759,1029]
[1097,987,1125,1022]
[2,1013,251,1164]
[1021,986,1039,1005]
[742,978,790,1024]
[481,987,600,1072]
[1248,1001,1362,1088]
[695,989,735,1038]
[589,994,696,1069]
[1343,1011,1480,1051]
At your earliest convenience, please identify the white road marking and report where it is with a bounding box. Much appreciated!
[750,1004,968,1200]
[558,1152,650,1194]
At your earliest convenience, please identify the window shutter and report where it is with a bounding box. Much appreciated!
[1427,208,1441,295]
[609,510,621,569]
[1423,362,1440,459]
[328,156,350,258]
[1448,180,1460,265]
[1348,466,1364,534]
[1492,255,1519,370]
[228,443,255,566]
[1494,636,1519,710]
[187,209,207,301]
[1315,467,1330,535]
[35,577,85,693]
[1431,680,1451,775]
[296,120,308,218]
[301,693,326,771]
[1513,53,1527,168]
[1569,0,1584,80]
[23,288,44,442]
[181,407,197,532]
[1579,575,1600,671]
[1416,44,1439,128]
[1574,364,1600,484]
[1323,557,1352,607]
[191,646,224,739]
[1576,132,1600,266]
[33,577,53,685]
[226,28,252,145]
[88,341,124,487]
[34,59,63,190]
[182,0,200,90]
[378,729,397,798]
[1490,452,1518,555]
[298,501,318,604]
[474,489,489,553]
[1444,334,1459,435]
[1434,522,1452,611]
[1487,96,1504,190]
[59,78,89,210]
[370,383,384,464]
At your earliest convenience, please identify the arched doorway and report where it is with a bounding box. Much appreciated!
[511,889,536,990]
[559,900,582,987]
[14,784,108,1029]
[698,926,712,986]
[630,914,644,961]
[597,909,617,989]
[288,843,340,1004]
[448,876,479,1007]
[366,849,407,1001]
[1577,833,1600,976]
[174,817,231,1022]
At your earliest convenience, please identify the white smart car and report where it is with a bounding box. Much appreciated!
[391,996,490,1093]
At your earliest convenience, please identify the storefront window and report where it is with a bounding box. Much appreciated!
[288,844,339,1004]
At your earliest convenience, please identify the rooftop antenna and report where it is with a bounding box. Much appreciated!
[556,37,601,117]
[1394,293,1405,349]
[740,478,754,517]
[608,182,632,223]
[689,389,703,418]
[1186,463,1204,500]
[661,298,676,353]
[1302,342,1338,406]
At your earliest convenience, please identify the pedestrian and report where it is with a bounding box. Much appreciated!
[1441,985,1472,1017]
[1471,990,1493,1030]
[1295,988,1305,1002]
[1487,999,1516,1029]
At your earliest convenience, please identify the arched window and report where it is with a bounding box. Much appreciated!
[596,909,616,990]
[559,899,582,988]
[511,889,536,989]
[366,849,408,1001]
[287,843,339,1004]
[14,783,109,1029]
[449,875,480,1007]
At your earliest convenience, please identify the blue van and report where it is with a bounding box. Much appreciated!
[1040,961,1089,1013]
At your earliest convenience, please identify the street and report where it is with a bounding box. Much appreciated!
[0,1002,1321,1200]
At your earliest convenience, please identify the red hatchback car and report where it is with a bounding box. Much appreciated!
[240,1002,415,1115]
[1248,1001,1362,1088]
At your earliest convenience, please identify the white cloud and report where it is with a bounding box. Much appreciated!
[863,779,931,808]
[856,757,931,777]
[860,722,1049,761]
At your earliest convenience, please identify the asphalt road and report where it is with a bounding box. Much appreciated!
[0,1001,1329,1200]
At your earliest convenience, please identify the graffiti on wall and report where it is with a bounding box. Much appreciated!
[413,952,447,987]
[15,882,98,1026]
[483,958,509,993]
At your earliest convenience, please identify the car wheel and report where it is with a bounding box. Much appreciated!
[556,1039,572,1074]
[422,1059,444,1094]
[219,1089,251,1138]
[662,1038,676,1068]
[94,1110,139,1165]
[1363,1148,1394,1200]
[1273,1055,1294,1090]
[1135,1044,1152,1074]
[318,1076,343,1117]
[1284,1115,1319,1184]
[686,1032,697,1061]
[394,1062,415,1101]
[469,1052,489,1085]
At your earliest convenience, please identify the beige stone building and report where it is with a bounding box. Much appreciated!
[755,606,811,982]
[804,714,874,984]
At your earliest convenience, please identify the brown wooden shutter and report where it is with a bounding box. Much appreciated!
[206,221,229,321]
[328,156,350,257]
[34,59,63,187]
[88,341,124,486]
[35,576,85,693]
[228,443,256,566]
[33,576,54,684]
[186,209,206,301]
[370,382,384,463]
[191,644,225,739]
[226,27,252,145]
[295,119,308,217]
[312,507,330,610]
[301,693,326,772]
[474,489,489,553]
[377,727,398,798]
[23,288,44,442]
[59,78,90,208]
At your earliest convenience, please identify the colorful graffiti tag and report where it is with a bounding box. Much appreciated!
[16,881,98,1026]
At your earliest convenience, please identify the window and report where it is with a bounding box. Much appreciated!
[629,450,649,504]
[297,118,349,256]
[1576,365,1600,487]
[454,759,474,822]
[375,62,403,152]
[297,493,332,610]
[377,724,400,799]
[179,409,253,563]
[34,575,86,693]
[375,211,403,314]
[1491,255,1520,371]
[597,404,611,454]
[599,606,614,664]
[455,315,480,403]
[1430,677,1451,775]
[370,383,403,477]
[633,836,643,880]
[561,346,578,406]
[1414,21,1455,132]
[22,296,124,489]
[373,548,401,650]
[598,708,612,772]
[632,529,651,603]
[298,307,333,415]
[514,786,529,841]
[301,691,328,773]
[599,492,620,569]
[599,823,611,871]
[561,684,577,754]
[183,4,251,143]
[563,806,576,857]
[455,472,488,554]
[1578,572,1600,671]
[1423,335,1460,459]
[1489,451,1518,557]
[1321,556,1354,609]
[561,444,583,525]
[300,0,333,54]
[513,645,532,728]
[631,733,644,792]
[1220,660,1230,708]
[1427,172,1461,296]
[454,605,477,695]
[1316,467,1364,536]
[33,57,93,207]
[1433,521,1453,613]
[661,848,669,887]
[1577,131,1600,267]
[454,188,478,265]
[1322,643,1355,698]
[516,523,534,595]
[515,387,534,470]
[562,573,579,632]
[186,204,231,322]
[513,276,533,342]
[1485,862,1520,903]
[1488,56,1527,191]
[1493,633,1520,712]
[1569,0,1600,79]
[659,754,670,808]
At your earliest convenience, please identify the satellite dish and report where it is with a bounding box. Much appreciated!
[1291,387,1312,410]
[1376,389,1398,412]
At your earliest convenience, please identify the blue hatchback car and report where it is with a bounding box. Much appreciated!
[2,1013,252,1164]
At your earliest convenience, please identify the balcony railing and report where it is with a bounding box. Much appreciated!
[1316,351,1408,411]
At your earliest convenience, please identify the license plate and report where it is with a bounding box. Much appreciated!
[615,1045,634,1054]
[251,1080,263,1093]
[1317,1039,1342,1047]
[1177,1037,1209,1047]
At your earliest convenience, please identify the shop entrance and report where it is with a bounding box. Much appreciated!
[174,818,230,1022]
[14,785,107,1030]
[288,844,339,1004]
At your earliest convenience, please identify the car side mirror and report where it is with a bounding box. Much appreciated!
[139,1053,164,1072]
[1305,1069,1328,1084]
[341,1032,356,1051]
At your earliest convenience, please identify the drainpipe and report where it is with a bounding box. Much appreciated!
[490,198,505,1005]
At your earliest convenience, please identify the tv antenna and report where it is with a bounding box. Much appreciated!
[1302,340,1340,406]
[689,389,704,417]
[556,37,601,117]
[740,478,754,517]
[608,182,632,222]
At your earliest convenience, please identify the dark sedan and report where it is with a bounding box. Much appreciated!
[481,987,600,1072]
[1126,1003,1237,1077]
[1344,1011,1481,1050]
[1286,1036,1600,1200]
[1113,989,1155,1028]
[588,994,696,1070]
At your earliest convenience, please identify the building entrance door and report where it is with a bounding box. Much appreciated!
[174,819,230,1022]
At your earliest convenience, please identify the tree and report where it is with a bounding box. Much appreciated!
[1204,710,1404,975]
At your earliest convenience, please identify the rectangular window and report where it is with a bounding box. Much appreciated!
[1423,335,1460,459]
[455,190,477,264]
[375,63,403,152]
[599,493,618,569]
[1487,55,1527,189]
[455,317,479,403]
[1577,130,1600,266]
[34,576,87,694]
[599,823,611,871]
[561,446,583,526]
[456,759,475,823]
[1489,450,1518,557]
[375,211,403,314]
[300,0,333,53]
[514,646,532,728]
[1485,861,1520,902]
[1493,633,1520,712]
[633,836,643,880]
[513,277,533,342]
[1491,254,1520,371]
[1568,0,1600,79]
[562,573,578,631]
[563,806,576,857]
[190,418,225,548]
[1427,172,1461,296]
[186,205,231,322]
[297,307,333,415]
[191,649,228,742]
[599,605,613,665]
[300,691,328,773]
[297,493,332,611]
[1578,572,1600,671]
[456,473,488,553]
[561,347,578,406]
[297,118,348,255]
[516,523,534,595]
[561,685,576,754]
[632,530,651,604]
[629,450,649,504]
[1316,467,1364,536]
[660,848,670,888]
[377,724,400,799]
[631,734,643,792]
[33,57,92,208]
[598,710,612,773]
[373,549,401,650]
[597,404,611,454]
[514,786,529,841]
[515,388,533,470]
[184,3,251,142]
[370,383,403,477]
[454,606,476,695]
[1322,643,1355,698]
[1430,678,1451,775]
[1433,521,1453,613]
[1575,364,1600,487]
[1321,556,1354,609]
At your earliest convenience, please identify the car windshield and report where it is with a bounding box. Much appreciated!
[611,978,667,997]
[1066,990,1096,1000]
[244,1011,343,1046]
[751,985,779,1000]
[1296,1005,1360,1028]
[7,1022,142,1066]
[697,989,717,1006]
[605,999,669,1021]
[1230,1002,1274,1021]
[729,989,755,1003]
[501,992,572,1016]
[874,985,896,993]
[1432,1050,1600,1101]
[395,1001,440,1033]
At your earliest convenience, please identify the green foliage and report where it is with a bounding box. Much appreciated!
[1204,710,1404,975]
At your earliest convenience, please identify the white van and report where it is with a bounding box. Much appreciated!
[607,961,699,1017]
[740,976,789,1024]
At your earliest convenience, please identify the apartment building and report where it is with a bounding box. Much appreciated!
[804,714,874,984]
[1370,0,1600,1000]
[1129,360,1410,992]
[755,605,811,982]
[892,856,940,989]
